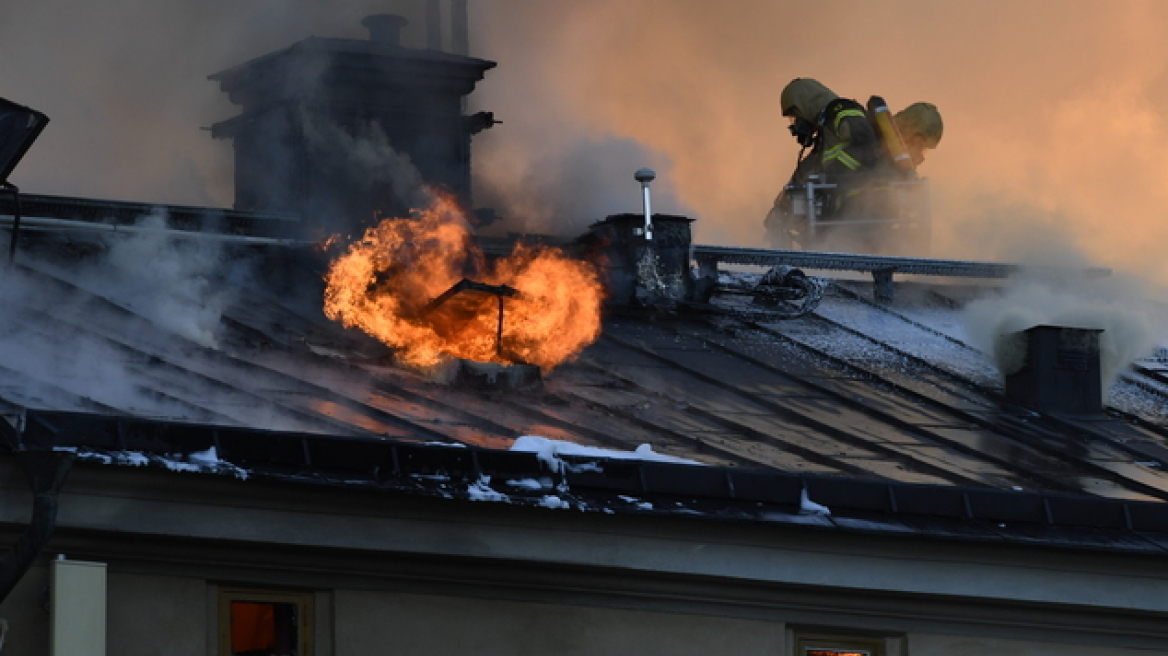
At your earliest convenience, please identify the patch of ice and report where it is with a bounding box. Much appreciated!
[799,488,831,516]
[67,447,248,480]
[162,460,204,474]
[467,475,509,502]
[510,436,704,475]
[617,495,654,510]
[117,451,149,467]
[189,446,220,465]
[539,495,570,509]
[505,478,547,490]
[76,452,113,465]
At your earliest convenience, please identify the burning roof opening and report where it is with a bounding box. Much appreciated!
[323,190,604,372]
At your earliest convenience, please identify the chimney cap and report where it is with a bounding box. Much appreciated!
[634,168,656,183]
[361,14,409,45]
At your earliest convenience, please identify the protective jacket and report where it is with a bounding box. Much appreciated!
[780,78,880,187]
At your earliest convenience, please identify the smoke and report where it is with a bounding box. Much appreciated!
[297,111,435,233]
[0,0,402,206]
[473,133,691,236]
[0,219,355,432]
[0,221,234,414]
[952,198,1168,389]
[962,260,1168,390]
[468,0,1168,280]
[310,121,431,213]
[42,210,240,348]
[4,0,1168,279]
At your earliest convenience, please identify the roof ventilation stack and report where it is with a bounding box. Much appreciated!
[1002,325,1103,415]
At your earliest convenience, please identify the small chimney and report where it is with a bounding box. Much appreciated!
[584,212,694,308]
[1003,325,1103,415]
[362,14,408,47]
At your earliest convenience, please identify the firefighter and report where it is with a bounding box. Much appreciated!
[765,78,881,248]
[893,102,943,168]
[766,79,943,250]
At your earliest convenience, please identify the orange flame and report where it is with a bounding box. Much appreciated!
[323,192,605,371]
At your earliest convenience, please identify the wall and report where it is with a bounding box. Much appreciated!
[334,590,786,656]
[2,565,1164,656]
[106,572,206,656]
[907,633,1162,656]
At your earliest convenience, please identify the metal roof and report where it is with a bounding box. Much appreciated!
[3,228,1168,552]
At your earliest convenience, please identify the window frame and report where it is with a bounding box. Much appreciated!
[794,631,889,656]
[218,587,315,656]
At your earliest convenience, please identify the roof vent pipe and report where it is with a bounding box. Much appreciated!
[1002,325,1103,415]
[362,14,408,47]
[635,168,655,240]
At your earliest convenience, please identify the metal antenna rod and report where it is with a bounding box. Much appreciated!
[634,168,655,241]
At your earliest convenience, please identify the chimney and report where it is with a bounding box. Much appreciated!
[585,216,694,308]
[209,14,496,237]
[361,14,408,47]
[1003,325,1103,415]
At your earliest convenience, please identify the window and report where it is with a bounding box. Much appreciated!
[795,632,888,656]
[218,588,314,656]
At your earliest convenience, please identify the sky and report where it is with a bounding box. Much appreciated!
[4,1,1168,281]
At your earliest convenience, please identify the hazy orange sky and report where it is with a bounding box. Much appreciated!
[4,1,1168,280]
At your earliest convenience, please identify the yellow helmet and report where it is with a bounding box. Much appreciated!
[894,102,943,147]
[779,78,838,122]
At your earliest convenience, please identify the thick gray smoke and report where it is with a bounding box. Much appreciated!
[963,267,1168,391]
[0,219,240,417]
[958,203,1168,390]
[41,211,236,348]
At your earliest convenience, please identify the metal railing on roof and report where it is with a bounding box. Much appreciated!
[692,245,1112,301]
[0,193,298,235]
